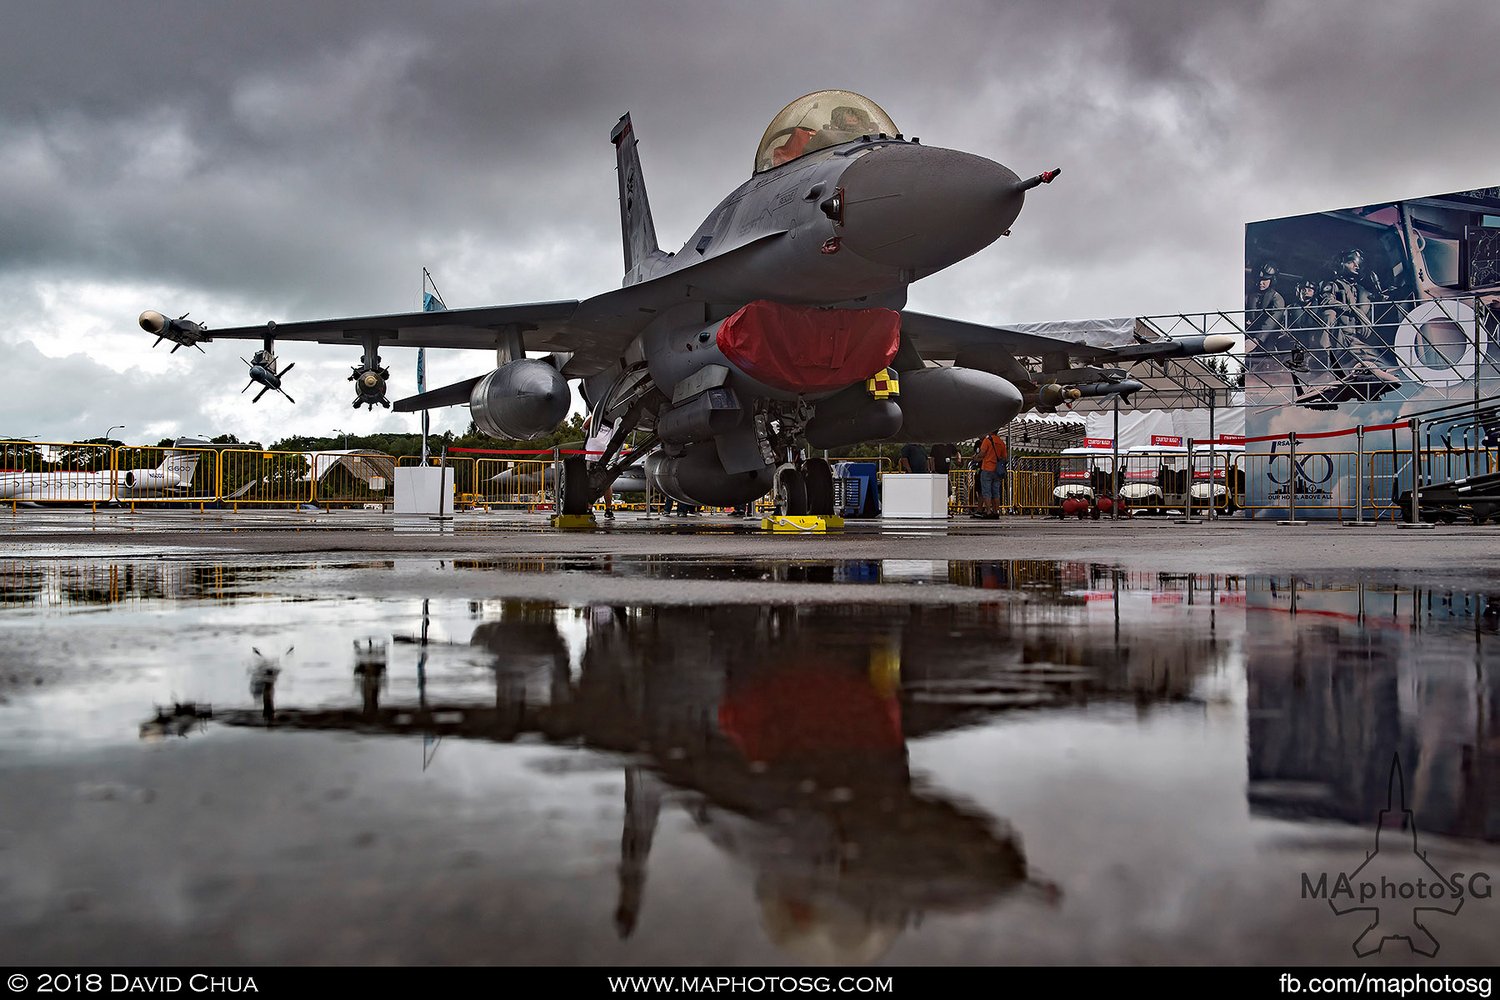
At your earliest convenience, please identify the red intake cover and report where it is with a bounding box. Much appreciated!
[718,668,903,762]
[716,300,901,393]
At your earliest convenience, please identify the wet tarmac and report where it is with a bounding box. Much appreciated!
[1,514,1498,966]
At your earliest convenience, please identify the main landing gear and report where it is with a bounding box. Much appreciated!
[559,456,593,516]
[775,457,836,517]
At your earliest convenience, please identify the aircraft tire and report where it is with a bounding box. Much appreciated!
[560,456,592,516]
[803,458,835,515]
[779,467,808,517]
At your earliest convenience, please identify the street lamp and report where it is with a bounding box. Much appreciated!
[105,424,125,442]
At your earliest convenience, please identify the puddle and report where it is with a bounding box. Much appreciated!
[0,558,1495,965]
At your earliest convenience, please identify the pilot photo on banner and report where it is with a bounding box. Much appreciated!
[1242,185,1500,518]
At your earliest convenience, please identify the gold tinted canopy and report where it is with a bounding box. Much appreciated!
[755,91,898,173]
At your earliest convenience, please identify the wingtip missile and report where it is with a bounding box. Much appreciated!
[1106,333,1238,362]
[140,310,208,351]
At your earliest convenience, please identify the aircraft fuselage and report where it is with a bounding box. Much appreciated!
[634,139,1026,307]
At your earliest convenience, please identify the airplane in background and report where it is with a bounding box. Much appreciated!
[484,461,647,499]
[0,439,208,503]
[140,90,1231,516]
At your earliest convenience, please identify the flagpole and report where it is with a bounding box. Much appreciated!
[420,268,447,466]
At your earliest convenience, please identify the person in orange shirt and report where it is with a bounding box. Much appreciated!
[976,431,1008,518]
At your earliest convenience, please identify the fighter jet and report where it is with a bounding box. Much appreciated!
[139,90,1231,515]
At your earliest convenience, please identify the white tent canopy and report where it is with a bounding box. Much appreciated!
[1083,405,1246,451]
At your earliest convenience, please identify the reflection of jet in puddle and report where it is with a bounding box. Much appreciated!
[177,601,1227,961]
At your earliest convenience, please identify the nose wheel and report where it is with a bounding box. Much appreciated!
[776,465,808,516]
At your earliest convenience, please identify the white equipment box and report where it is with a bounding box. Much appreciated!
[394,466,455,516]
[881,474,949,519]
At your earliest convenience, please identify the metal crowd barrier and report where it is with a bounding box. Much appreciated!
[219,448,313,506]
[0,440,114,507]
[0,441,412,510]
[14,432,1496,524]
[306,451,396,508]
[472,457,553,510]
[111,444,219,507]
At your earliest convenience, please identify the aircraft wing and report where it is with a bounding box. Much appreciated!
[898,311,1231,363]
[164,232,791,378]
[192,298,591,356]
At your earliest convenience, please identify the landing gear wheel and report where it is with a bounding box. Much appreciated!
[803,458,834,516]
[559,456,593,516]
[778,467,808,517]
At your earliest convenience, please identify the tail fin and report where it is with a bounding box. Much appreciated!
[123,438,208,492]
[160,438,208,482]
[610,114,665,280]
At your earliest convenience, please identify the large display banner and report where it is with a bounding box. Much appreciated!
[1243,187,1500,517]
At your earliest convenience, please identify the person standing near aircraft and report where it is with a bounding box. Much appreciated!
[897,442,929,475]
[976,431,1008,518]
[585,418,616,518]
[928,442,957,475]
[929,441,958,512]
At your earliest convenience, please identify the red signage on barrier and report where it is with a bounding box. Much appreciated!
[1083,437,1114,450]
[1217,434,1246,445]
[1058,471,1090,481]
[1193,469,1225,479]
[1150,434,1183,447]
[1125,470,1157,480]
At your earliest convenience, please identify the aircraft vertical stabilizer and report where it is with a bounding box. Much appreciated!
[610,113,665,281]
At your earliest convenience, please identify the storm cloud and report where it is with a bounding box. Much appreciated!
[2,0,1495,442]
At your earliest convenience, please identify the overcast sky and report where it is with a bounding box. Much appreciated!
[3,0,1496,444]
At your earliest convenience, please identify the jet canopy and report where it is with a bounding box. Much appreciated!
[755,91,899,173]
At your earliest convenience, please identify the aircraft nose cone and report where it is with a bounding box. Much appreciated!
[836,144,1023,274]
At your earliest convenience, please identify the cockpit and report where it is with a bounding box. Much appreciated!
[754,91,899,174]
